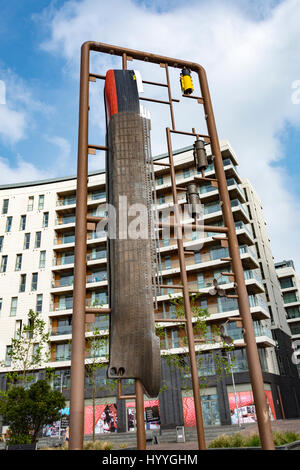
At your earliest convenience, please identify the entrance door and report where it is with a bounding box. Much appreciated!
[201,395,221,426]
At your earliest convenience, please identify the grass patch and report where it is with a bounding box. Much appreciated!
[208,431,300,448]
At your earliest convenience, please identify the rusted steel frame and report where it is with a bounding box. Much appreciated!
[86,216,107,223]
[135,380,146,450]
[166,127,206,450]
[182,94,204,102]
[88,144,109,151]
[139,96,179,105]
[69,43,90,451]
[74,41,274,450]
[89,73,105,80]
[142,79,168,88]
[170,128,210,141]
[165,64,176,130]
[152,161,171,167]
[197,68,275,449]
[85,307,111,314]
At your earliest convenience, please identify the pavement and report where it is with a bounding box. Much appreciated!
[146,419,300,450]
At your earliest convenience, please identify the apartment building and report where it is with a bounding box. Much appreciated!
[275,260,300,374]
[0,140,299,434]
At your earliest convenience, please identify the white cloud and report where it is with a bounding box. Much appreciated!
[44,135,72,171]
[0,154,50,184]
[0,135,72,185]
[0,66,53,144]
[41,0,300,270]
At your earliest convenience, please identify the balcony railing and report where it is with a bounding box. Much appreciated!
[53,255,75,266]
[55,216,76,226]
[54,236,75,245]
[56,197,76,207]
[51,326,72,336]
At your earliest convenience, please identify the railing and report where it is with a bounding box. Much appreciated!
[239,244,257,260]
[55,354,71,362]
[231,199,249,219]
[244,269,263,284]
[235,221,253,239]
[51,278,74,288]
[55,216,76,226]
[56,198,76,207]
[54,236,75,245]
[51,326,72,336]
[50,301,73,311]
[225,322,273,341]
[53,255,75,266]
[87,252,107,261]
[86,272,107,283]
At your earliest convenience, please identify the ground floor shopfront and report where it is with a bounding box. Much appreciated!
[41,377,298,438]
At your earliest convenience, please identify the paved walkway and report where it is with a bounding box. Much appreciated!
[147,419,300,450]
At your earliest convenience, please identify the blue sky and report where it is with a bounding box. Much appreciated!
[0,0,299,269]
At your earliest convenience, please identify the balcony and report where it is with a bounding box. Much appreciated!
[51,325,72,336]
[53,254,75,267]
[55,215,76,227]
[56,197,76,207]
[54,234,75,247]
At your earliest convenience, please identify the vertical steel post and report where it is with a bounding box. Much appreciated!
[69,42,90,450]
[166,127,206,450]
[197,68,275,450]
[135,380,146,450]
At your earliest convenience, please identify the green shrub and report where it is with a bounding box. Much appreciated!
[208,430,300,448]
[83,440,114,450]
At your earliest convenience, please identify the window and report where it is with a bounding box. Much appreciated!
[10,297,18,316]
[157,175,164,185]
[0,255,7,273]
[159,195,165,204]
[36,294,43,313]
[279,277,294,289]
[38,195,45,210]
[39,251,46,268]
[42,212,49,228]
[91,190,105,201]
[31,273,38,291]
[15,320,22,339]
[27,196,34,211]
[0,236,3,252]
[35,231,41,248]
[24,233,30,250]
[0,298,2,315]
[164,256,172,270]
[19,215,26,231]
[5,216,12,232]
[171,329,179,348]
[183,168,190,178]
[15,254,22,271]
[19,274,26,292]
[2,199,9,214]
[56,343,71,361]
[283,292,298,304]
[194,251,201,264]
[197,273,205,289]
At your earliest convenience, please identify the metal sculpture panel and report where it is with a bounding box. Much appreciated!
[104,70,161,397]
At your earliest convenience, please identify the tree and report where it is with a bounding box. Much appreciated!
[85,322,117,441]
[0,380,66,444]
[0,309,51,388]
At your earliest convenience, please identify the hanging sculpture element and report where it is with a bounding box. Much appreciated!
[104,69,161,397]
